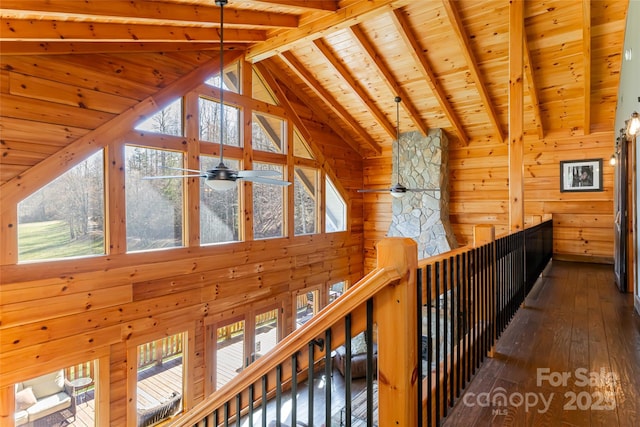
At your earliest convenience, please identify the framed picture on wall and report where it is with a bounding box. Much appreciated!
[560,158,603,192]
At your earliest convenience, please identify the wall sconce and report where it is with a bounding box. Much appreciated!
[609,153,617,166]
[627,111,640,138]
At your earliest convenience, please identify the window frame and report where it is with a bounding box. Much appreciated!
[125,324,193,427]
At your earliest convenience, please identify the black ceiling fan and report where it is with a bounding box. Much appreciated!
[358,96,438,198]
[143,0,290,191]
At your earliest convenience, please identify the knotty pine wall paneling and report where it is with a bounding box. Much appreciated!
[363,130,615,269]
[0,53,365,427]
[524,132,615,262]
[0,234,364,426]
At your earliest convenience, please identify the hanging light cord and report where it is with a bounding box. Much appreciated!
[395,96,401,185]
[218,0,226,166]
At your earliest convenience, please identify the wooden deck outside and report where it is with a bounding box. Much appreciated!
[60,327,278,427]
[444,260,640,427]
[58,357,184,427]
[41,260,639,426]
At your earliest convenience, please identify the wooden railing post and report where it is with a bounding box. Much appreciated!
[473,224,495,247]
[375,237,419,426]
[0,385,14,427]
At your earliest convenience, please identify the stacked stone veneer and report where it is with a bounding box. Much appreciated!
[387,129,458,259]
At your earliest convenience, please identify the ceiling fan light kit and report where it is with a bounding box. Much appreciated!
[143,0,290,190]
[390,183,408,198]
[205,164,237,191]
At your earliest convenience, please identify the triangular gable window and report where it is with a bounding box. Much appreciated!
[252,68,278,105]
[293,129,314,159]
[205,62,241,93]
[134,98,183,136]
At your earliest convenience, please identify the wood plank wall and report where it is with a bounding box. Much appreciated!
[0,52,365,426]
[363,130,615,270]
[525,132,615,263]
[0,232,364,425]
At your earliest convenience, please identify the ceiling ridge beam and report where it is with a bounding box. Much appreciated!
[582,0,591,135]
[247,0,338,12]
[0,41,245,55]
[0,19,266,43]
[523,38,544,139]
[278,51,382,155]
[0,52,243,211]
[441,0,504,142]
[348,25,429,136]
[390,8,468,144]
[0,1,299,28]
[254,61,351,198]
[313,37,397,140]
[245,0,413,62]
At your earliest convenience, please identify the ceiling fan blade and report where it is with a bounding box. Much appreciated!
[142,174,205,180]
[357,189,391,193]
[164,166,204,173]
[240,176,291,186]
[236,170,280,178]
[407,188,439,192]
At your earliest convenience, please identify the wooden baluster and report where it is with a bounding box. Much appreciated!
[0,385,14,427]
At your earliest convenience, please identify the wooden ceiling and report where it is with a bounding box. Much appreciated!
[0,0,629,186]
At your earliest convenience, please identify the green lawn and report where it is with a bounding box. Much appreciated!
[18,220,104,261]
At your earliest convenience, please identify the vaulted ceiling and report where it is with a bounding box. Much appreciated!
[0,0,629,185]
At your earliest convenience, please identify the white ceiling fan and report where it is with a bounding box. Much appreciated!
[144,0,290,191]
[358,96,438,198]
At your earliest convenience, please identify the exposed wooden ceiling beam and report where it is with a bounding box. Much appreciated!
[0,41,244,55]
[247,0,339,12]
[441,0,504,143]
[278,51,382,155]
[0,1,299,28]
[0,19,266,43]
[347,25,428,136]
[312,38,396,140]
[390,8,468,144]
[582,0,591,135]
[245,0,413,62]
[263,58,369,156]
[262,59,365,157]
[254,61,350,198]
[509,0,524,232]
[0,52,243,211]
[523,38,544,139]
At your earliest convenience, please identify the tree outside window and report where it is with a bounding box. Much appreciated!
[17,151,105,261]
[125,146,184,251]
[253,163,285,239]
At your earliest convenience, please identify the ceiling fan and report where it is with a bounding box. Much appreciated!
[144,0,290,191]
[358,96,438,198]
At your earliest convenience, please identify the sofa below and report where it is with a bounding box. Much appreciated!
[333,336,378,380]
[14,370,76,426]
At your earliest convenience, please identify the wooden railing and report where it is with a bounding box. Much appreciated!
[171,238,415,427]
[169,220,553,427]
[65,334,184,383]
[417,219,553,426]
[138,334,183,370]
[216,310,280,343]
[64,360,95,383]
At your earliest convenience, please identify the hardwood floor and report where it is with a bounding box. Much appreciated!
[443,260,640,427]
[42,260,639,427]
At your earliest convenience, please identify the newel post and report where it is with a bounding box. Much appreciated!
[375,237,419,426]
